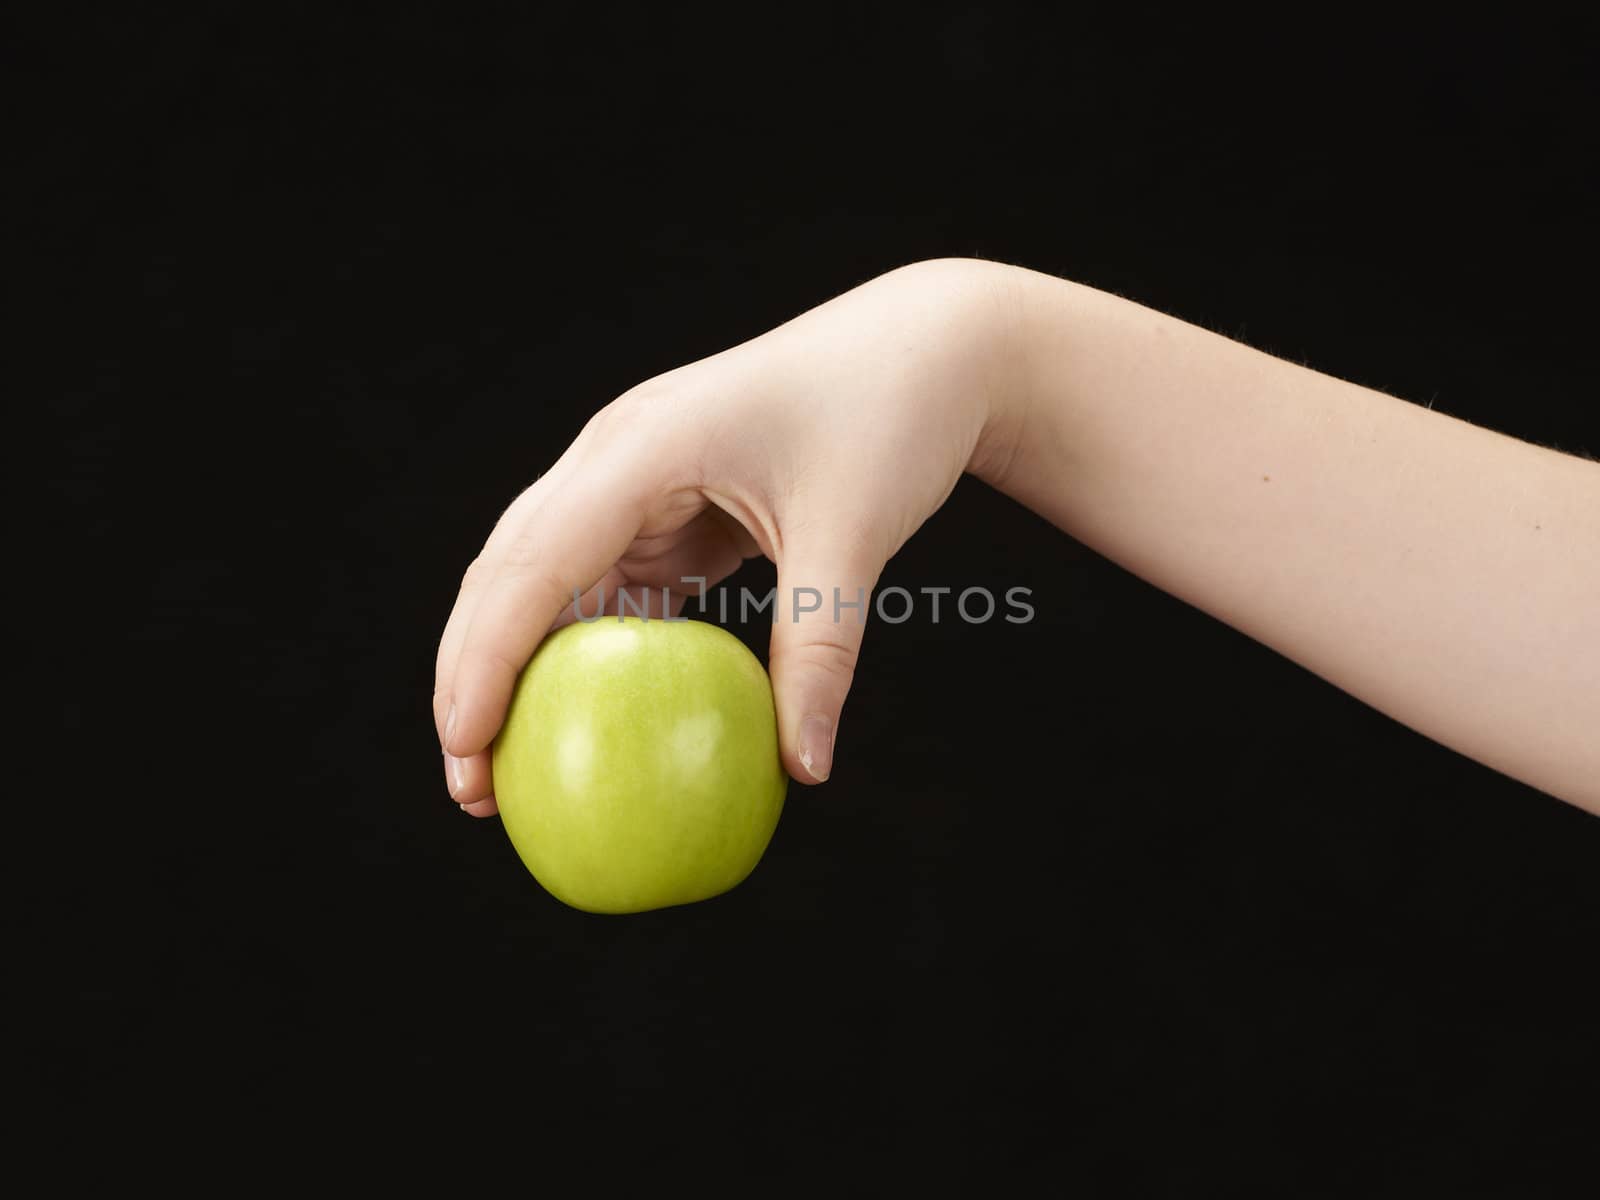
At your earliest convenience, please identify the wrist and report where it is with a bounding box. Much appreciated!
[954,258,1045,491]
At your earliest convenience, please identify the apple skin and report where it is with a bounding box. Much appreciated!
[492,616,788,914]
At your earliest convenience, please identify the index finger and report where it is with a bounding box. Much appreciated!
[439,461,657,759]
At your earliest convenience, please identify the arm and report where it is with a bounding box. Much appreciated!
[434,258,1600,817]
[979,267,1600,813]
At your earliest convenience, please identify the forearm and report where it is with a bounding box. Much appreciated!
[978,264,1600,813]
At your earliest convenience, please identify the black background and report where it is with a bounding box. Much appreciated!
[25,6,1600,1189]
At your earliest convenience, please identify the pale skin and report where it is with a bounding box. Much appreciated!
[434,258,1600,818]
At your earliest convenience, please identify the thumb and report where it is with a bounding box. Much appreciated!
[768,530,882,785]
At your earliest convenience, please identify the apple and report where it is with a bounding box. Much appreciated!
[492,616,788,913]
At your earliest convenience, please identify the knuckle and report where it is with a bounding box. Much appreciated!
[581,401,623,440]
[786,635,860,683]
[585,388,654,440]
[459,555,493,593]
[500,528,561,581]
[621,371,686,409]
[593,374,693,438]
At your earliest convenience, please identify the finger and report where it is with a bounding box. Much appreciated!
[460,795,498,818]
[444,467,658,757]
[431,396,634,741]
[442,748,493,805]
[432,398,682,743]
[767,523,883,785]
[433,459,575,743]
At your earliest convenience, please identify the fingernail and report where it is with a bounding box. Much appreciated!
[442,702,457,753]
[446,753,467,798]
[798,714,833,782]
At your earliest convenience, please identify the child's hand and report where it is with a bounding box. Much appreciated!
[434,258,1022,815]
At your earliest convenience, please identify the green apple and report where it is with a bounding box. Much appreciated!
[492,616,788,914]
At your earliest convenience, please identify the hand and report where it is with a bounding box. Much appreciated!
[434,258,1023,815]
